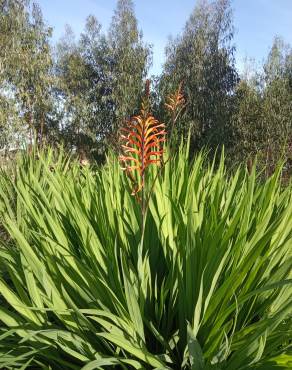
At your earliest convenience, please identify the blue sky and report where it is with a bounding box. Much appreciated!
[38,0,292,75]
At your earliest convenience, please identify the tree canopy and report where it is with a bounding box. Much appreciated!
[0,0,291,174]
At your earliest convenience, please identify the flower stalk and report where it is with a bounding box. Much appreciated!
[119,83,166,228]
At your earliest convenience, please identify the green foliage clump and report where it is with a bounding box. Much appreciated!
[0,146,291,369]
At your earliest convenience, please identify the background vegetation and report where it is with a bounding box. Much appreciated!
[0,0,291,173]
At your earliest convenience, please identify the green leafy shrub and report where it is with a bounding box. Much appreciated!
[0,145,291,369]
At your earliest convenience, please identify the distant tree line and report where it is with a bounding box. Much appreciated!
[0,0,291,173]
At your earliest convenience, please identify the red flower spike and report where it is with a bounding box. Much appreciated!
[165,82,186,113]
[119,112,166,194]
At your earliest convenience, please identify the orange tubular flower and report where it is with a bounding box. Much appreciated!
[164,82,186,142]
[165,82,186,113]
[119,112,166,194]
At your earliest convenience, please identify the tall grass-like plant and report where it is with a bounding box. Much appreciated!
[0,144,291,369]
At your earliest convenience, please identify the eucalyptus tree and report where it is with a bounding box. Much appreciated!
[161,0,238,152]
[230,37,292,174]
[229,80,262,166]
[261,37,292,175]
[56,0,152,154]
[0,0,29,148]
[56,18,115,155]
[108,0,152,131]
[0,0,54,147]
